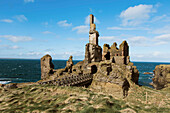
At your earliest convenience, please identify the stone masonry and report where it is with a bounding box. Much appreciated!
[85,14,102,64]
[41,54,54,79]
[102,41,130,65]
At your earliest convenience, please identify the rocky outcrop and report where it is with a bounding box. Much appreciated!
[41,54,54,79]
[152,65,170,90]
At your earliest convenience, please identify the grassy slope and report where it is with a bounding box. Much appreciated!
[0,84,169,113]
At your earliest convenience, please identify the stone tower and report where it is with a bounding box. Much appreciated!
[85,14,102,63]
[89,14,99,45]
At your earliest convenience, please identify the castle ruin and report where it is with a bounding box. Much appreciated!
[40,14,139,97]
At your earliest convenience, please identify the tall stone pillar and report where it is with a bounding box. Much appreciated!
[85,14,102,64]
[41,54,54,79]
[89,14,99,45]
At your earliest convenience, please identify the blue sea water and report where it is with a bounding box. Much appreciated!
[0,59,170,87]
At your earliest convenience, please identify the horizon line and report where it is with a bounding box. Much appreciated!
[0,58,170,63]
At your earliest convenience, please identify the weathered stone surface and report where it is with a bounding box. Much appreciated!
[90,61,139,97]
[102,44,110,61]
[102,41,130,65]
[152,65,170,89]
[84,14,102,64]
[41,54,54,79]
[65,56,74,73]
[85,43,102,64]
[89,14,99,45]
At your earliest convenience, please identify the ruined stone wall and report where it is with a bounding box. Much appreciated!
[102,41,130,65]
[102,44,110,61]
[41,54,54,79]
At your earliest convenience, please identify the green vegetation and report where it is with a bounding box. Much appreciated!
[0,84,169,113]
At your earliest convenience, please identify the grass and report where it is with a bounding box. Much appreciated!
[0,84,169,113]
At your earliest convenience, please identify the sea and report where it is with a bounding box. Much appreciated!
[0,59,170,88]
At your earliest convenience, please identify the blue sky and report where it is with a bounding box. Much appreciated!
[0,0,170,62]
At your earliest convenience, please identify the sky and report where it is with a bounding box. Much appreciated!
[0,0,170,62]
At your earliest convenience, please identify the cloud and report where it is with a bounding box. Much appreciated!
[19,51,41,56]
[120,4,155,26]
[0,45,20,50]
[100,36,117,41]
[0,19,13,23]
[10,45,20,49]
[72,25,89,34]
[66,37,88,41]
[154,34,170,41]
[151,14,167,22]
[42,22,48,26]
[152,26,170,34]
[42,31,52,34]
[85,15,100,24]
[107,27,150,31]
[153,34,170,45]
[153,51,161,57]
[27,51,41,56]
[24,0,34,3]
[14,15,28,22]
[57,20,72,27]
[127,36,148,46]
[0,35,32,42]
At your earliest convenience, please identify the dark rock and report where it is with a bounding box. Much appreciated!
[4,83,18,89]
[152,65,170,90]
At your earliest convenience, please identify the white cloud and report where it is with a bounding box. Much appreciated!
[100,36,117,41]
[10,45,20,49]
[66,37,88,41]
[154,41,167,45]
[85,15,100,24]
[153,51,161,57]
[27,52,41,56]
[0,35,32,42]
[120,4,155,26]
[107,27,150,30]
[57,20,72,27]
[14,15,28,22]
[0,19,13,23]
[152,26,170,34]
[19,51,41,56]
[0,45,20,49]
[151,14,167,22]
[127,36,148,46]
[42,22,48,26]
[24,0,34,3]
[153,34,170,45]
[72,25,89,34]
[154,34,170,41]
[42,31,52,34]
